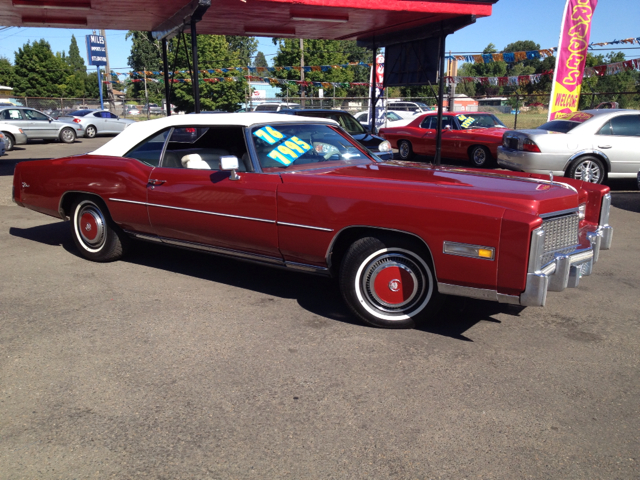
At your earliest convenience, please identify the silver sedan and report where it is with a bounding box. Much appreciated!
[59,109,136,138]
[497,109,640,184]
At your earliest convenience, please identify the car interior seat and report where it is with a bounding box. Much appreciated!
[181,154,211,169]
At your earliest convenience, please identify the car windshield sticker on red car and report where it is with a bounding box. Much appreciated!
[457,114,476,129]
[253,126,312,166]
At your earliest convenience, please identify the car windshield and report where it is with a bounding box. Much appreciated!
[68,110,93,117]
[537,120,580,133]
[456,113,506,129]
[251,123,373,172]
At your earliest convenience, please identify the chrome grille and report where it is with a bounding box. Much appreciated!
[541,213,580,265]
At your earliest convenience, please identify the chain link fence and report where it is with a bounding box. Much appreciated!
[9,97,168,119]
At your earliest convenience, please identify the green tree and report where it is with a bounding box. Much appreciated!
[63,34,87,97]
[227,36,258,66]
[0,56,15,87]
[253,51,268,69]
[13,40,72,97]
[272,39,354,98]
[126,31,163,102]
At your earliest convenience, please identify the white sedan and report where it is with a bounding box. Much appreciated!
[59,109,136,138]
[498,109,640,184]
[354,110,417,129]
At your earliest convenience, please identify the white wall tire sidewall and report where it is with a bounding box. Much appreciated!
[73,200,106,254]
[353,247,433,322]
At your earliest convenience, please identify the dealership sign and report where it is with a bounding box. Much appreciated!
[548,0,598,121]
[86,35,107,67]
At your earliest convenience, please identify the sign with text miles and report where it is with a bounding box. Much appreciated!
[86,35,107,67]
[548,0,598,121]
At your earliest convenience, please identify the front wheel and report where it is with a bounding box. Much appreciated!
[85,125,97,138]
[70,196,128,262]
[339,236,439,328]
[59,127,76,144]
[2,132,14,151]
[469,145,493,168]
[398,140,414,160]
[566,155,605,184]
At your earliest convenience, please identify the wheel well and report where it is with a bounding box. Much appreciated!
[565,153,610,174]
[467,144,490,156]
[59,192,108,219]
[2,131,15,140]
[328,226,435,276]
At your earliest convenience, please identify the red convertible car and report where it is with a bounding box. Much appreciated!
[13,113,613,329]
[379,112,509,167]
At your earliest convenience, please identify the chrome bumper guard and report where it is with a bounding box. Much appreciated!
[520,194,613,307]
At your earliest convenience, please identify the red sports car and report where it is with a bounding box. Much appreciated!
[379,112,510,167]
[12,113,613,329]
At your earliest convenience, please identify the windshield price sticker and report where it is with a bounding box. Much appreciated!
[457,114,476,129]
[267,136,312,166]
[253,125,287,145]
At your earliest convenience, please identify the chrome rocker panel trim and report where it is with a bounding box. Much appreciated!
[124,230,330,276]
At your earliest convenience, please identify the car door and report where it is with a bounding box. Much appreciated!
[595,114,640,175]
[90,112,106,133]
[23,109,57,138]
[146,125,281,259]
[105,112,127,133]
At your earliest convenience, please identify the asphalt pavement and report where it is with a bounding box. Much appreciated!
[1,138,639,479]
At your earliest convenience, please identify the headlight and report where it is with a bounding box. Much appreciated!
[578,203,586,220]
[377,140,392,152]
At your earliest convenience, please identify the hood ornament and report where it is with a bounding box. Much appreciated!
[549,172,554,186]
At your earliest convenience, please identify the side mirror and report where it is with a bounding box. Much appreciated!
[220,155,241,180]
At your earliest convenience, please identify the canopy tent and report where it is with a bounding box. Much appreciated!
[1,0,498,163]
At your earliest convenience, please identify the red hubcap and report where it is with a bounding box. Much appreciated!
[372,264,415,305]
[80,212,98,241]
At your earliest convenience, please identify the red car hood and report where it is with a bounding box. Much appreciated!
[283,161,580,217]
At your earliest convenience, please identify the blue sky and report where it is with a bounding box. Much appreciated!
[0,0,638,72]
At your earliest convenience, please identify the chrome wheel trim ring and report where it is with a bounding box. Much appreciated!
[472,147,486,166]
[574,160,602,183]
[354,248,433,321]
[74,201,107,252]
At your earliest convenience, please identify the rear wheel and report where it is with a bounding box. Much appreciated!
[469,145,493,168]
[85,125,97,138]
[566,155,605,184]
[339,236,439,328]
[70,196,128,262]
[2,132,14,151]
[59,127,76,144]
[398,140,414,160]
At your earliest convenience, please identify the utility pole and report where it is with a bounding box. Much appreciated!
[300,38,305,108]
[144,66,149,120]
[100,29,115,113]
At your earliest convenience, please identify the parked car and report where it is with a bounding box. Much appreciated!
[0,132,5,156]
[125,106,140,116]
[59,109,135,138]
[277,109,393,160]
[387,101,432,114]
[354,110,417,129]
[143,103,163,115]
[12,113,613,329]
[48,109,74,120]
[0,106,82,143]
[379,112,509,167]
[253,102,300,112]
[497,109,640,184]
[0,122,28,151]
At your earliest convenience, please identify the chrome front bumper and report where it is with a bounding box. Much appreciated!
[520,194,613,307]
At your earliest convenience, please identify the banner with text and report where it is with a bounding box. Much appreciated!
[548,0,598,121]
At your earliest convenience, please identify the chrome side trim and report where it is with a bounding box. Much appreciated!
[161,237,283,264]
[438,283,498,302]
[278,221,334,232]
[108,198,275,224]
[285,261,329,274]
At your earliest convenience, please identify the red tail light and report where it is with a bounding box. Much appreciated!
[185,127,196,133]
[523,139,540,152]
[73,118,81,123]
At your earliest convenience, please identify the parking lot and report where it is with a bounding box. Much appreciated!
[1,139,639,479]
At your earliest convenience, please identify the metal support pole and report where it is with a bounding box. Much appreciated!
[434,34,447,166]
[162,38,171,116]
[300,39,305,108]
[514,94,520,130]
[190,22,200,113]
[97,66,104,110]
[370,42,377,134]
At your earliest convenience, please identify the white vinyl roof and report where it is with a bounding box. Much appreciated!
[90,112,336,157]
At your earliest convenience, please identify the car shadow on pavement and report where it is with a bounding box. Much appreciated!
[10,220,522,340]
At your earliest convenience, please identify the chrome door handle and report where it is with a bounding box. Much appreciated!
[148,179,167,186]
[598,145,612,149]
